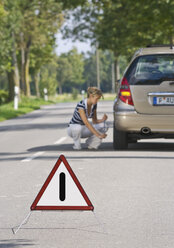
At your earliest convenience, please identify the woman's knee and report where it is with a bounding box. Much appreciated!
[71,124,82,138]
[67,124,82,138]
[67,127,72,137]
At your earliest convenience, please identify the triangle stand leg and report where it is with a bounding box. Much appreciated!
[12,211,32,235]
[92,211,108,234]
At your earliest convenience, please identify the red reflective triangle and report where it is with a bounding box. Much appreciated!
[30,155,94,211]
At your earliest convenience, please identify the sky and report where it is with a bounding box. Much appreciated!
[55,33,92,55]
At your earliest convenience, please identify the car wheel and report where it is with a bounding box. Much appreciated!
[113,124,128,150]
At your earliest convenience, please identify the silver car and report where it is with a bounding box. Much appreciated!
[113,46,174,149]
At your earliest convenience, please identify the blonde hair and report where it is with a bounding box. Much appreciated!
[87,87,103,98]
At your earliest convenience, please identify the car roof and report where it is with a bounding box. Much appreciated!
[133,46,174,59]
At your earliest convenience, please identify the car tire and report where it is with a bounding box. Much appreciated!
[113,124,128,150]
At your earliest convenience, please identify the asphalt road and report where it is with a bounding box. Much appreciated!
[1,100,174,248]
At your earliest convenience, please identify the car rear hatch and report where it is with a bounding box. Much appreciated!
[126,54,174,115]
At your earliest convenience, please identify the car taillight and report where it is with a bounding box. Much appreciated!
[119,77,134,105]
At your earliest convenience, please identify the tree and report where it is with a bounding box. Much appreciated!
[30,39,58,97]
[0,0,87,100]
[16,0,64,96]
[56,55,71,94]
[39,61,58,97]
[0,0,22,100]
[83,50,115,92]
[0,1,13,74]
[67,48,84,86]
[57,48,84,93]
[83,52,97,88]
[62,0,174,85]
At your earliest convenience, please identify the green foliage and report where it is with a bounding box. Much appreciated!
[62,0,88,9]
[72,88,79,99]
[2,0,174,99]
[0,90,8,105]
[0,73,8,90]
[83,50,115,92]
[57,48,84,93]
[99,50,114,92]
[96,0,174,54]
[118,56,128,78]
[63,0,174,58]
[40,62,58,96]
[67,48,84,85]
[0,0,86,98]
[56,54,72,93]
[83,52,97,87]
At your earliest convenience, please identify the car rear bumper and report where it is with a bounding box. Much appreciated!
[114,111,174,133]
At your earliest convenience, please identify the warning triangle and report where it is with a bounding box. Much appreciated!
[30,155,94,211]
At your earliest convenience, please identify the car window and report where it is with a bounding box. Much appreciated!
[126,54,174,85]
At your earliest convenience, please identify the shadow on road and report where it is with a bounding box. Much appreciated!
[0,122,113,132]
[0,123,68,132]
[28,141,174,153]
[0,239,35,247]
[129,141,174,151]
[28,142,113,152]
[1,142,174,162]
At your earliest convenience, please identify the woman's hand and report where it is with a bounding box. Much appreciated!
[98,133,107,139]
[79,109,107,138]
[102,114,108,122]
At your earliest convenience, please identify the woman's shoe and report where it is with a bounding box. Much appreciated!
[88,145,98,150]
[73,145,81,150]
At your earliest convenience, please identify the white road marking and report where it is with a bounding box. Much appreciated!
[54,136,67,144]
[21,137,67,162]
[21,151,44,162]
[13,195,27,198]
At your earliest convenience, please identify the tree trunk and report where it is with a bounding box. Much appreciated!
[25,54,30,97]
[112,63,115,93]
[59,85,62,94]
[114,56,120,93]
[12,32,20,89]
[7,71,14,101]
[96,48,100,89]
[20,32,25,94]
[13,57,20,90]
[34,72,40,97]
[170,35,174,47]
[24,38,32,97]
[7,32,20,101]
[115,58,120,81]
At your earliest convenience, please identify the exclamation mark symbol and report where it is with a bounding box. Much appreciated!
[59,173,66,201]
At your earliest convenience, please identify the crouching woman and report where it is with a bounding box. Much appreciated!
[67,87,108,150]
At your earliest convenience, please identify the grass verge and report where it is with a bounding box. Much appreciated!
[0,94,116,122]
[0,97,55,122]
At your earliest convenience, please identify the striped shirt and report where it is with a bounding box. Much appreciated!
[69,99,97,125]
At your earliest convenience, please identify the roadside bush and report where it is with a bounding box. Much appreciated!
[72,88,79,100]
[0,90,8,105]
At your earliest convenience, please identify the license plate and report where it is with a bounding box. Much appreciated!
[153,96,174,105]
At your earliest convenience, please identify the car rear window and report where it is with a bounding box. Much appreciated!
[126,54,174,85]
